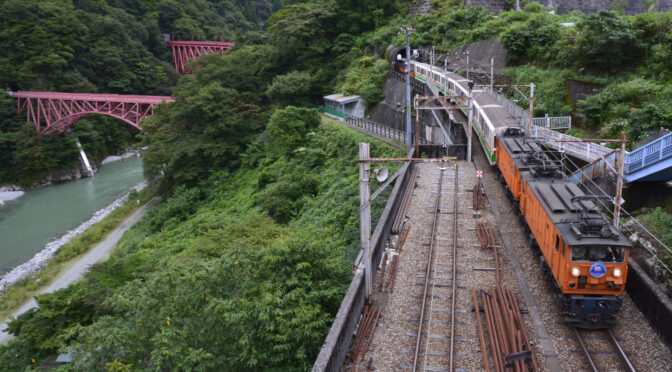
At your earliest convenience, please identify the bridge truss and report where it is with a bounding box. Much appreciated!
[165,40,235,74]
[11,92,174,135]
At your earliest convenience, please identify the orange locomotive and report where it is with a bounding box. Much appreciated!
[495,128,631,328]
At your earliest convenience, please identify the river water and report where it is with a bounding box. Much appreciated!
[0,157,144,275]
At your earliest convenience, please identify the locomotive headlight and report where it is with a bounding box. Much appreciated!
[613,268,622,278]
[571,267,580,277]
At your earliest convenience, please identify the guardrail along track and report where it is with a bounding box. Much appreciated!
[412,161,459,372]
[572,327,636,372]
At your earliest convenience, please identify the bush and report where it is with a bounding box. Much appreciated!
[639,207,672,248]
[264,107,321,158]
[340,56,389,105]
[559,11,643,72]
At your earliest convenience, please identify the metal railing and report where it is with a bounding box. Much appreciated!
[625,131,672,174]
[568,150,620,184]
[531,125,613,164]
[345,114,428,144]
[533,115,571,130]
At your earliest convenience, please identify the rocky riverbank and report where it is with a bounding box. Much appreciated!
[0,181,147,293]
[0,147,145,204]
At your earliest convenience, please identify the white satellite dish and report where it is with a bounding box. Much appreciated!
[374,167,389,182]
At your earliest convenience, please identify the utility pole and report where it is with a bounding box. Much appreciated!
[415,95,420,155]
[490,58,494,89]
[430,46,434,68]
[359,143,372,297]
[516,0,521,11]
[614,131,627,228]
[528,83,535,134]
[465,50,470,80]
[401,27,414,147]
[467,81,474,163]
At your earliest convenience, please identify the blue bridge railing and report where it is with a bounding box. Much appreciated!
[570,130,672,184]
[625,131,672,174]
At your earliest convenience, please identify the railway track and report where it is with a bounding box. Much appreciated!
[572,327,637,372]
[412,161,459,372]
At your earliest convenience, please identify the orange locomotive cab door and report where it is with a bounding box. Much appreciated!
[551,234,562,277]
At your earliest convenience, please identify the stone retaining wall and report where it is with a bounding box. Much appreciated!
[626,259,672,348]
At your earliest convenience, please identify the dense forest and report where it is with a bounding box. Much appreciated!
[0,0,282,186]
[0,0,406,370]
[4,0,672,370]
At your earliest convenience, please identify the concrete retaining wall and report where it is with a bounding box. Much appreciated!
[312,148,415,372]
[626,259,672,348]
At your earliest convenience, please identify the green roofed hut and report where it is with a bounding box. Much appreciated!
[323,94,365,119]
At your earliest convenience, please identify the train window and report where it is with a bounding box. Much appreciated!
[555,235,560,251]
[571,246,626,263]
[562,241,566,257]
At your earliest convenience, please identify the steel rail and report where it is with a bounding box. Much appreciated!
[572,328,599,372]
[572,324,637,372]
[606,328,637,372]
[412,167,445,372]
[449,162,459,372]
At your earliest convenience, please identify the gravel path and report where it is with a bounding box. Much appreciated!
[0,197,159,344]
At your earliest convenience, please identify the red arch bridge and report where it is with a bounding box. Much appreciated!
[165,40,235,74]
[11,92,174,135]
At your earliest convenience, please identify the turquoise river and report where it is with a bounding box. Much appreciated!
[0,157,145,275]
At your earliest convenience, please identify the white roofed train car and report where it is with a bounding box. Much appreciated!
[410,60,520,164]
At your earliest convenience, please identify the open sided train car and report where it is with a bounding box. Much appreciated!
[409,61,519,165]
[496,129,631,328]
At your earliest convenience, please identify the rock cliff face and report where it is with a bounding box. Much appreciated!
[466,0,672,14]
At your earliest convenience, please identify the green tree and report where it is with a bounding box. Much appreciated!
[266,70,312,106]
[264,106,321,157]
[141,79,263,191]
[560,11,643,72]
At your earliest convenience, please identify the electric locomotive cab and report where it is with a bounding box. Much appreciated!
[557,200,631,328]
[520,164,631,329]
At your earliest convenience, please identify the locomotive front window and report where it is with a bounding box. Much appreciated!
[570,245,626,263]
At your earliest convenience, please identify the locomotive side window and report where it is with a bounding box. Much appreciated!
[571,246,626,263]
[562,241,566,257]
[555,235,559,251]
